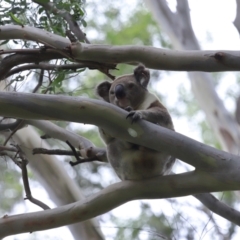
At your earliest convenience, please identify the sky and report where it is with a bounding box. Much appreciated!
[4,0,240,239]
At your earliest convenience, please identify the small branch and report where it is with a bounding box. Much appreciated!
[27,119,107,162]
[69,157,100,166]
[20,155,50,210]
[194,193,240,226]
[65,140,82,161]
[33,148,80,156]
[66,30,78,43]
[0,51,64,80]
[6,145,51,210]
[33,147,102,165]
[33,0,90,43]
[3,120,26,146]
[65,139,103,166]
[0,119,25,131]
[0,145,18,153]
[1,53,116,80]
[32,69,44,93]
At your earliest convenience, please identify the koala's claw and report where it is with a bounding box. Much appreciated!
[126,111,142,124]
[125,106,133,112]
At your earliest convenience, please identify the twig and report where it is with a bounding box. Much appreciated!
[0,145,18,153]
[32,69,44,93]
[3,120,26,146]
[65,140,101,166]
[65,140,81,160]
[0,119,25,131]
[69,157,99,166]
[17,148,50,210]
[33,148,81,156]
[33,0,90,43]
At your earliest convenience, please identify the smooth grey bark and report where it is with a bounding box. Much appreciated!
[1,25,240,75]
[13,126,104,240]
[0,90,240,237]
[144,0,240,154]
[0,89,240,236]
[0,92,239,170]
[0,65,104,240]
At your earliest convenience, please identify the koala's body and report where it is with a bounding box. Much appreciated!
[97,65,175,181]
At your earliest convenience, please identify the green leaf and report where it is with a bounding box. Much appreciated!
[81,19,87,27]
[52,72,66,88]
[9,12,23,25]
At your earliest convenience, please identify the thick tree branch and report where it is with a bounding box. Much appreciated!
[26,118,240,226]
[1,25,240,72]
[0,92,239,172]
[0,76,104,239]
[1,170,240,238]
[145,0,240,154]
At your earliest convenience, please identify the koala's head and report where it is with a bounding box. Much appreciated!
[96,65,150,110]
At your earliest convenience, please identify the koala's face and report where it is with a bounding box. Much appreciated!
[108,75,147,109]
[96,65,150,110]
[97,75,147,110]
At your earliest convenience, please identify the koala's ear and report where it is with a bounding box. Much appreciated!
[96,81,112,102]
[134,64,150,88]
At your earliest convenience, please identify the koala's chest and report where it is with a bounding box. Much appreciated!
[107,140,169,180]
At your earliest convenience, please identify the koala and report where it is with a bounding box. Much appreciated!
[96,65,175,180]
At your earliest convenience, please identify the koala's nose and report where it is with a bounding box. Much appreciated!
[115,84,126,99]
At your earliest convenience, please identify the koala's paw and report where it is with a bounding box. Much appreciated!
[124,106,133,112]
[126,110,143,124]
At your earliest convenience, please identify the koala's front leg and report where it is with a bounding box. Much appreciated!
[126,110,144,123]
[126,107,173,129]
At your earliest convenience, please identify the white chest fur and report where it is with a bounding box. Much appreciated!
[137,92,158,110]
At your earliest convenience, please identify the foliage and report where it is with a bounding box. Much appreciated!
[1,0,87,94]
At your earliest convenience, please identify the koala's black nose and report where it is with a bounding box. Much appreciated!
[115,84,126,99]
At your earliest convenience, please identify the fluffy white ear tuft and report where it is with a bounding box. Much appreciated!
[134,64,150,88]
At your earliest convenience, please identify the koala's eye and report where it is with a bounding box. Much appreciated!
[110,91,114,95]
[128,83,134,89]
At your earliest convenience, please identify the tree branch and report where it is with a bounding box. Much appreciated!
[194,193,240,226]
[20,155,50,210]
[26,114,240,227]
[1,170,240,238]
[33,0,90,43]
[6,62,92,78]
[26,119,107,162]
[0,51,64,80]
[0,92,239,172]
[145,0,240,154]
[1,25,240,72]
[12,124,104,239]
